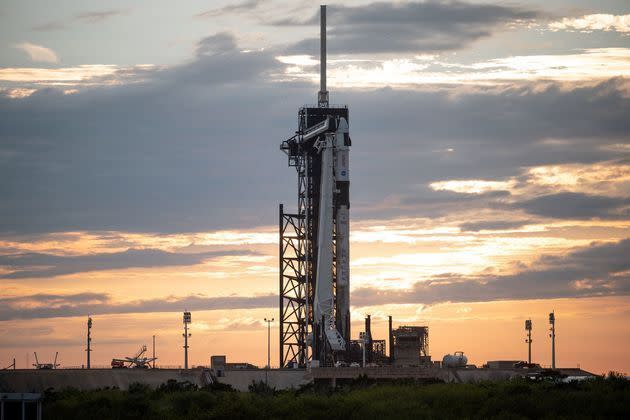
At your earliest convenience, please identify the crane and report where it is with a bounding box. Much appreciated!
[33,352,59,369]
[111,345,157,369]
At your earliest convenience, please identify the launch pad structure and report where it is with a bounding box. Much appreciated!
[279,5,351,368]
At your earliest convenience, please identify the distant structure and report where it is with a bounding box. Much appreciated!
[549,311,556,369]
[86,316,92,369]
[391,326,430,367]
[1,358,16,370]
[348,315,387,365]
[443,352,468,368]
[279,5,351,367]
[33,352,59,370]
[525,319,532,364]
[183,311,191,369]
[111,345,156,369]
[152,335,156,369]
[388,316,394,362]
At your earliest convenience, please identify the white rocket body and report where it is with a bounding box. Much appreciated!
[314,131,346,352]
[334,118,350,346]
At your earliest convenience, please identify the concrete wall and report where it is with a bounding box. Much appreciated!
[311,366,524,384]
[0,368,310,393]
[442,369,520,383]
[2,366,578,393]
[218,369,309,392]
[0,369,203,392]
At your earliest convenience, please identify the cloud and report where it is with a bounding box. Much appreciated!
[32,9,127,31]
[549,14,630,33]
[31,21,67,31]
[430,179,516,194]
[352,239,630,306]
[13,42,59,63]
[196,33,238,56]
[515,192,629,220]
[459,221,530,232]
[0,64,155,89]
[279,1,539,54]
[281,48,630,88]
[75,9,127,23]
[0,248,255,279]
[0,31,628,234]
[0,292,276,321]
[160,32,280,86]
[195,0,267,18]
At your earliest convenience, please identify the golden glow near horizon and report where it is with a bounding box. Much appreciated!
[1,204,628,371]
[0,4,629,376]
[3,153,626,372]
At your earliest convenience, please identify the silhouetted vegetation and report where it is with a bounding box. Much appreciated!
[42,373,629,419]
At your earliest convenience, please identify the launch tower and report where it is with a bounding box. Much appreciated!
[279,5,351,367]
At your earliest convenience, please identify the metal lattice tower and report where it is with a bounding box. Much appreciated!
[279,5,351,367]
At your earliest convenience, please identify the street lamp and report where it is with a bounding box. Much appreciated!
[264,317,274,385]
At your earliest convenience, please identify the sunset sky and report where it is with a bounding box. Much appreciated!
[0,0,628,374]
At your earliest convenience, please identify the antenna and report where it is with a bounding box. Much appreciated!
[318,5,329,108]
[54,351,58,369]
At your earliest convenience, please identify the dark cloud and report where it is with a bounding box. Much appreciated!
[159,32,281,87]
[0,249,254,279]
[195,0,267,18]
[279,1,539,54]
[0,30,628,234]
[75,9,127,23]
[31,21,67,31]
[515,192,629,220]
[32,9,127,31]
[11,292,109,304]
[196,33,238,55]
[353,239,630,307]
[0,292,276,321]
[459,220,530,232]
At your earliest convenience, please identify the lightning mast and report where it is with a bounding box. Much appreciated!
[318,5,328,108]
[279,4,351,367]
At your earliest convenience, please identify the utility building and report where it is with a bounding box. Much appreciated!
[392,326,430,367]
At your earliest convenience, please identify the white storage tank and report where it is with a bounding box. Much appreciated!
[442,351,468,368]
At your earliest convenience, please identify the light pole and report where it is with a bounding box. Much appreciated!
[86,316,92,369]
[183,311,191,369]
[525,319,532,364]
[152,335,156,369]
[549,311,556,369]
[264,317,274,385]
